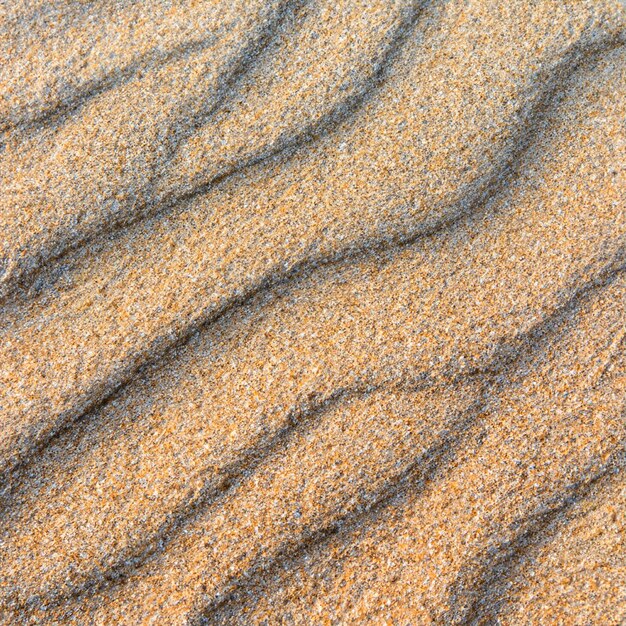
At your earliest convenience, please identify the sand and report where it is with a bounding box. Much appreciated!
[0,0,625,624]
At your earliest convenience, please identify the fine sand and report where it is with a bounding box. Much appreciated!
[1,1,625,624]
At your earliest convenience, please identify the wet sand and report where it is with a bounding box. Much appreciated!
[1,1,625,624]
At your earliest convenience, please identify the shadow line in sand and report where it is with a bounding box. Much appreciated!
[0,0,431,302]
[6,251,622,614]
[441,461,624,626]
[186,256,626,625]
[2,35,622,500]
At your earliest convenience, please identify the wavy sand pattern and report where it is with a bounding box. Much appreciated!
[1,1,625,624]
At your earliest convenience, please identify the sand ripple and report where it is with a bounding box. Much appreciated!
[1,1,625,624]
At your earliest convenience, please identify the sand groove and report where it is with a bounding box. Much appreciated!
[1,0,625,624]
[1,10,623,487]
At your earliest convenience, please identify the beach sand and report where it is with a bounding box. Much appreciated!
[1,0,625,624]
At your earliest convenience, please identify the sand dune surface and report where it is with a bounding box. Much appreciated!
[1,0,625,624]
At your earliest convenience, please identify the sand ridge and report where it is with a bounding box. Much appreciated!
[0,0,625,624]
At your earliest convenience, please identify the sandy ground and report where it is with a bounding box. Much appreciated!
[1,1,625,624]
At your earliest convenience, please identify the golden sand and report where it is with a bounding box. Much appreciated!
[0,0,625,624]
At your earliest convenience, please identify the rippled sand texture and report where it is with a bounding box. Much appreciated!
[1,0,625,624]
